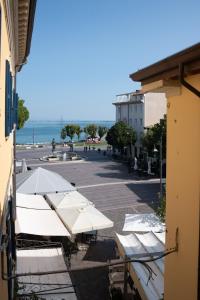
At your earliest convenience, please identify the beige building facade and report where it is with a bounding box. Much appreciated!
[0,1,36,299]
[113,91,166,155]
[130,43,200,300]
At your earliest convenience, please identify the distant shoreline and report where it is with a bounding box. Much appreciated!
[26,119,115,123]
[16,120,114,145]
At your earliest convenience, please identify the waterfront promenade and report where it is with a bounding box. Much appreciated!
[16,145,160,299]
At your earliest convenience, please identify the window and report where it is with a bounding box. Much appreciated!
[5,60,13,137]
[134,104,137,112]
[140,118,143,126]
[136,95,140,101]
[134,118,137,127]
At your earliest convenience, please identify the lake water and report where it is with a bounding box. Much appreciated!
[16,120,115,144]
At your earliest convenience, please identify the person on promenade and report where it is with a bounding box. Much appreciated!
[51,138,56,153]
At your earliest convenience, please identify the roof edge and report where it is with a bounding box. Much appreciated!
[18,0,37,71]
[130,42,200,84]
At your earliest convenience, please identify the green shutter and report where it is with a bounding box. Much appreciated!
[5,60,13,136]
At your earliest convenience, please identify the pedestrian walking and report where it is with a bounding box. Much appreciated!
[51,138,56,153]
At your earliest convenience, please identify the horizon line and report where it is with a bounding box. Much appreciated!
[28,119,115,122]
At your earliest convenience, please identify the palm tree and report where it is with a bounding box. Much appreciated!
[75,125,82,141]
[65,124,77,141]
[98,126,108,140]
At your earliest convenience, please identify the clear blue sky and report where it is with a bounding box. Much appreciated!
[17,0,200,121]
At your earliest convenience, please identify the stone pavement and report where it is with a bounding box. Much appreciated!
[16,146,160,299]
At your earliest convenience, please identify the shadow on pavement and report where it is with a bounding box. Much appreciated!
[126,182,160,210]
[70,266,111,300]
[83,239,117,262]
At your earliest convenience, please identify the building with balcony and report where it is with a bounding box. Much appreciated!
[0,1,36,299]
[113,91,166,156]
[130,43,200,300]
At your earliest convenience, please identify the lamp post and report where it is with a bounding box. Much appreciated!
[126,131,132,173]
[160,134,163,199]
[153,143,163,199]
[126,131,132,158]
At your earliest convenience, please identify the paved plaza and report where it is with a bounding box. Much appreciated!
[16,145,160,299]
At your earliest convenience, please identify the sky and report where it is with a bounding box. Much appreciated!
[17,0,200,121]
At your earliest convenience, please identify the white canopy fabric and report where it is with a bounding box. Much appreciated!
[57,205,114,234]
[46,191,92,209]
[16,193,50,210]
[17,247,77,300]
[16,167,76,195]
[16,207,70,236]
[123,213,165,233]
[115,232,165,300]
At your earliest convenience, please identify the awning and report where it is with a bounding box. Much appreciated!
[16,247,77,300]
[123,213,165,232]
[16,207,70,237]
[17,193,51,210]
[115,232,165,300]
[46,191,92,209]
[56,205,114,234]
[16,167,76,195]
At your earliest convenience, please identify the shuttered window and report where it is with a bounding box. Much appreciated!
[5,60,13,137]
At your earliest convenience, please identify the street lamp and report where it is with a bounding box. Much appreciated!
[160,134,163,200]
[153,140,163,199]
[126,131,132,158]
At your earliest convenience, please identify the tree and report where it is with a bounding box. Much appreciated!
[75,125,82,141]
[106,121,136,154]
[142,116,166,158]
[17,99,29,129]
[64,124,77,141]
[60,127,67,143]
[98,126,108,140]
[84,124,97,139]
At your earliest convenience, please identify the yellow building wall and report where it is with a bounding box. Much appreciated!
[0,1,15,299]
[165,74,200,300]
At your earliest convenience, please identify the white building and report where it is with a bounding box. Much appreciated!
[113,91,166,156]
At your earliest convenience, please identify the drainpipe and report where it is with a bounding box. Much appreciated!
[179,63,200,98]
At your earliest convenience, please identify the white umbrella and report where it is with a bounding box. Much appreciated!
[56,205,113,234]
[16,167,76,195]
[15,207,71,237]
[16,193,50,210]
[46,191,92,209]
